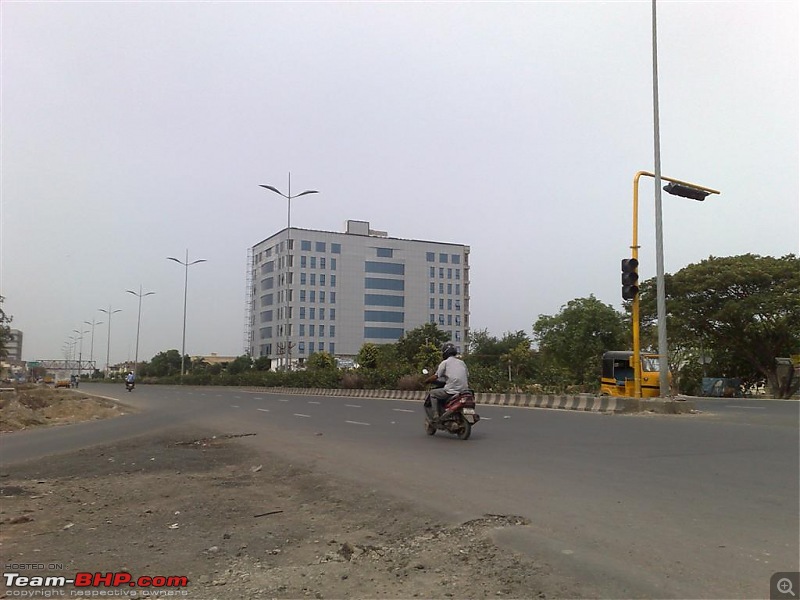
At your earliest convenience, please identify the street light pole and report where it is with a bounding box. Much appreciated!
[73,329,89,380]
[259,174,319,371]
[631,171,719,397]
[167,249,207,381]
[98,306,122,378]
[67,335,77,376]
[126,286,155,380]
[651,0,669,397]
[84,317,103,376]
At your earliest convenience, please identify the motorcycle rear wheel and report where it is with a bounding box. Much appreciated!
[456,417,472,440]
[425,420,437,436]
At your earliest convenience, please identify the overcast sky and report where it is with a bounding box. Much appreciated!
[1,1,797,366]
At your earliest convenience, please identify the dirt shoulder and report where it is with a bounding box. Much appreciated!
[0,389,580,599]
[0,386,129,432]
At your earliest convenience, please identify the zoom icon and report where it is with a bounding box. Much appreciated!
[772,572,799,599]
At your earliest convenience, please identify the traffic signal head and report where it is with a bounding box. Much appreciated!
[663,182,711,202]
[621,258,639,301]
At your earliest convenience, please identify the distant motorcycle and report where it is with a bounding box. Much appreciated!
[125,380,135,392]
[422,370,480,440]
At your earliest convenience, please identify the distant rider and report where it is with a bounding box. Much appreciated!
[125,371,135,385]
[424,342,469,420]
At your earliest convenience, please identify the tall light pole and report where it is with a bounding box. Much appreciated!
[84,317,103,376]
[650,0,669,397]
[126,286,155,379]
[167,249,207,380]
[73,328,89,379]
[259,174,319,370]
[67,336,77,375]
[648,0,722,396]
[99,305,122,378]
[630,171,719,397]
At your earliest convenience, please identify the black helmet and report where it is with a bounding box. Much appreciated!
[441,342,457,360]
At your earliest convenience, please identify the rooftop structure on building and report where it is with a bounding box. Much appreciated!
[245,220,470,369]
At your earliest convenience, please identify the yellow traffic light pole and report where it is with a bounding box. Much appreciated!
[631,171,720,398]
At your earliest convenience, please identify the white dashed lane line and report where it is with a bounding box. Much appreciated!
[293,413,311,418]
[345,404,361,408]
[257,408,270,413]
[231,405,240,408]
[392,408,415,413]
[308,401,321,405]
[345,420,370,426]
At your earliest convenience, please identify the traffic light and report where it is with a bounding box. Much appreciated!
[663,182,711,202]
[621,258,639,300]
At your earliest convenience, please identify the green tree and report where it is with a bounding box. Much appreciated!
[395,323,449,366]
[227,355,253,375]
[253,356,271,371]
[357,343,380,369]
[307,351,336,371]
[467,329,531,369]
[191,357,209,374]
[0,296,12,359]
[413,341,441,373]
[148,350,183,377]
[637,254,800,398]
[500,341,538,384]
[533,295,627,388]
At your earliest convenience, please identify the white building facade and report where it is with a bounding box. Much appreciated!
[246,220,470,367]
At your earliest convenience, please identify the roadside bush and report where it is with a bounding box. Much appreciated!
[397,375,425,391]
[340,372,363,389]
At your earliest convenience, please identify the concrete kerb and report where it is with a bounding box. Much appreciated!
[245,387,695,414]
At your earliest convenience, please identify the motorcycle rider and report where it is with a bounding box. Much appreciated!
[125,371,135,387]
[424,342,469,420]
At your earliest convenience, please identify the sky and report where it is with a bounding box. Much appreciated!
[1,1,798,366]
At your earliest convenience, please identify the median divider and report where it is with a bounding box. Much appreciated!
[246,387,695,414]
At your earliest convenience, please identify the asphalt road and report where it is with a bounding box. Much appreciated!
[3,384,798,599]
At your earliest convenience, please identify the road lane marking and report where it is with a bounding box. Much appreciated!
[345,404,361,408]
[345,420,370,426]
[231,405,240,408]
[392,408,415,413]
[278,399,289,402]
[308,401,321,404]
[294,413,311,418]
[257,408,270,412]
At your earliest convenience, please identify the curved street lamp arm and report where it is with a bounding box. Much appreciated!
[259,184,288,198]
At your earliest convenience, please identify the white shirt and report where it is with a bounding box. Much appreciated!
[435,356,469,394]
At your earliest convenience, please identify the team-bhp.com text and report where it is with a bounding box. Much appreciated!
[3,572,188,592]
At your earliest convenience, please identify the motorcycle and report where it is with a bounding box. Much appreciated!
[422,369,480,440]
[125,380,135,392]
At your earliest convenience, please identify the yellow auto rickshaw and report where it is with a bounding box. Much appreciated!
[600,351,663,398]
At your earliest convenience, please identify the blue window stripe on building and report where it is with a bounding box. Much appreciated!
[365,311,404,323]
[364,277,405,291]
[365,261,405,275]
[364,294,404,307]
[365,327,405,339]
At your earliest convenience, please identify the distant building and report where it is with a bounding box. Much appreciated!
[7,329,22,361]
[192,353,238,366]
[245,220,470,369]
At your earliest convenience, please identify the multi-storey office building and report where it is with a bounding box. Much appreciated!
[246,220,470,368]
